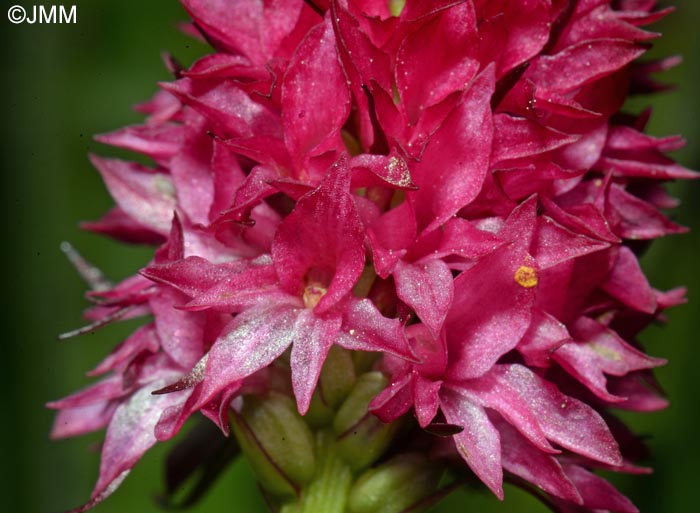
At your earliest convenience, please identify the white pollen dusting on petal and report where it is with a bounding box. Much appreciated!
[95,377,184,496]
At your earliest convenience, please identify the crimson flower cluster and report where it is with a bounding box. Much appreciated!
[50,1,695,512]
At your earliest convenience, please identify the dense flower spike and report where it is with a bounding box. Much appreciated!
[52,1,695,512]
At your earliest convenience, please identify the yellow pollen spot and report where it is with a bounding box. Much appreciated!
[303,283,327,309]
[514,265,538,288]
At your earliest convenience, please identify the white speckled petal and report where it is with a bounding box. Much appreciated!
[440,385,504,499]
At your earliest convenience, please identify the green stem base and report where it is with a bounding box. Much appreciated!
[281,430,352,513]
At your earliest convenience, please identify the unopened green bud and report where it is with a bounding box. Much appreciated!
[348,453,444,513]
[334,372,399,471]
[320,346,357,408]
[305,346,357,428]
[389,0,406,17]
[230,393,315,498]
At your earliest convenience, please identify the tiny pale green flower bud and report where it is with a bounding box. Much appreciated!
[230,393,316,498]
[319,346,357,408]
[348,453,444,513]
[389,0,407,17]
[305,346,357,428]
[333,372,399,471]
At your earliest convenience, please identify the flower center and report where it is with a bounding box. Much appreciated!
[303,282,328,309]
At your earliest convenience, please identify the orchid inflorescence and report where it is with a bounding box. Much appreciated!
[50,1,695,512]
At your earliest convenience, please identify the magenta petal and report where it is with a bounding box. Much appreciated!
[517,309,571,368]
[210,140,246,220]
[474,0,551,78]
[200,381,243,435]
[169,130,215,225]
[369,371,413,424]
[412,375,442,428]
[134,89,180,124]
[336,298,414,361]
[290,310,342,414]
[554,316,665,401]
[222,165,278,225]
[330,0,391,122]
[50,402,118,439]
[282,17,350,160]
[272,157,365,312]
[492,114,580,164]
[396,1,478,122]
[461,369,557,454]
[408,323,448,379]
[222,135,291,170]
[196,305,300,404]
[446,242,536,380]
[150,288,205,370]
[64,471,130,513]
[599,154,698,180]
[183,53,264,80]
[89,156,176,236]
[92,378,185,498]
[154,213,185,264]
[599,123,698,180]
[532,215,610,270]
[87,274,154,308]
[81,207,166,245]
[366,200,416,278]
[601,246,656,314]
[414,217,503,262]
[606,125,685,153]
[440,385,504,499]
[400,0,469,21]
[142,256,257,299]
[607,184,687,240]
[491,414,582,504]
[181,0,305,64]
[154,385,207,441]
[47,375,126,410]
[558,4,662,49]
[95,123,183,162]
[349,151,417,190]
[411,66,495,231]
[161,78,281,139]
[542,197,620,244]
[88,324,160,376]
[496,364,622,466]
[394,259,454,337]
[562,464,639,513]
[185,278,298,313]
[606,371,669,412]
[527,39,646,93]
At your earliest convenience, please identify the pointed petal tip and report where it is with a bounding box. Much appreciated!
[60,471,130,513]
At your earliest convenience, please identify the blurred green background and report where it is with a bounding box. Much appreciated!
[0,1,698,512]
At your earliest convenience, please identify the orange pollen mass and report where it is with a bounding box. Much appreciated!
[303,283,328,309]
[514,265,538,288]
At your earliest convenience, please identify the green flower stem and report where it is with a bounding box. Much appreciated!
[281,430,352,513]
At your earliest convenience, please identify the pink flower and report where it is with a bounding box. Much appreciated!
[51,1,695,512]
